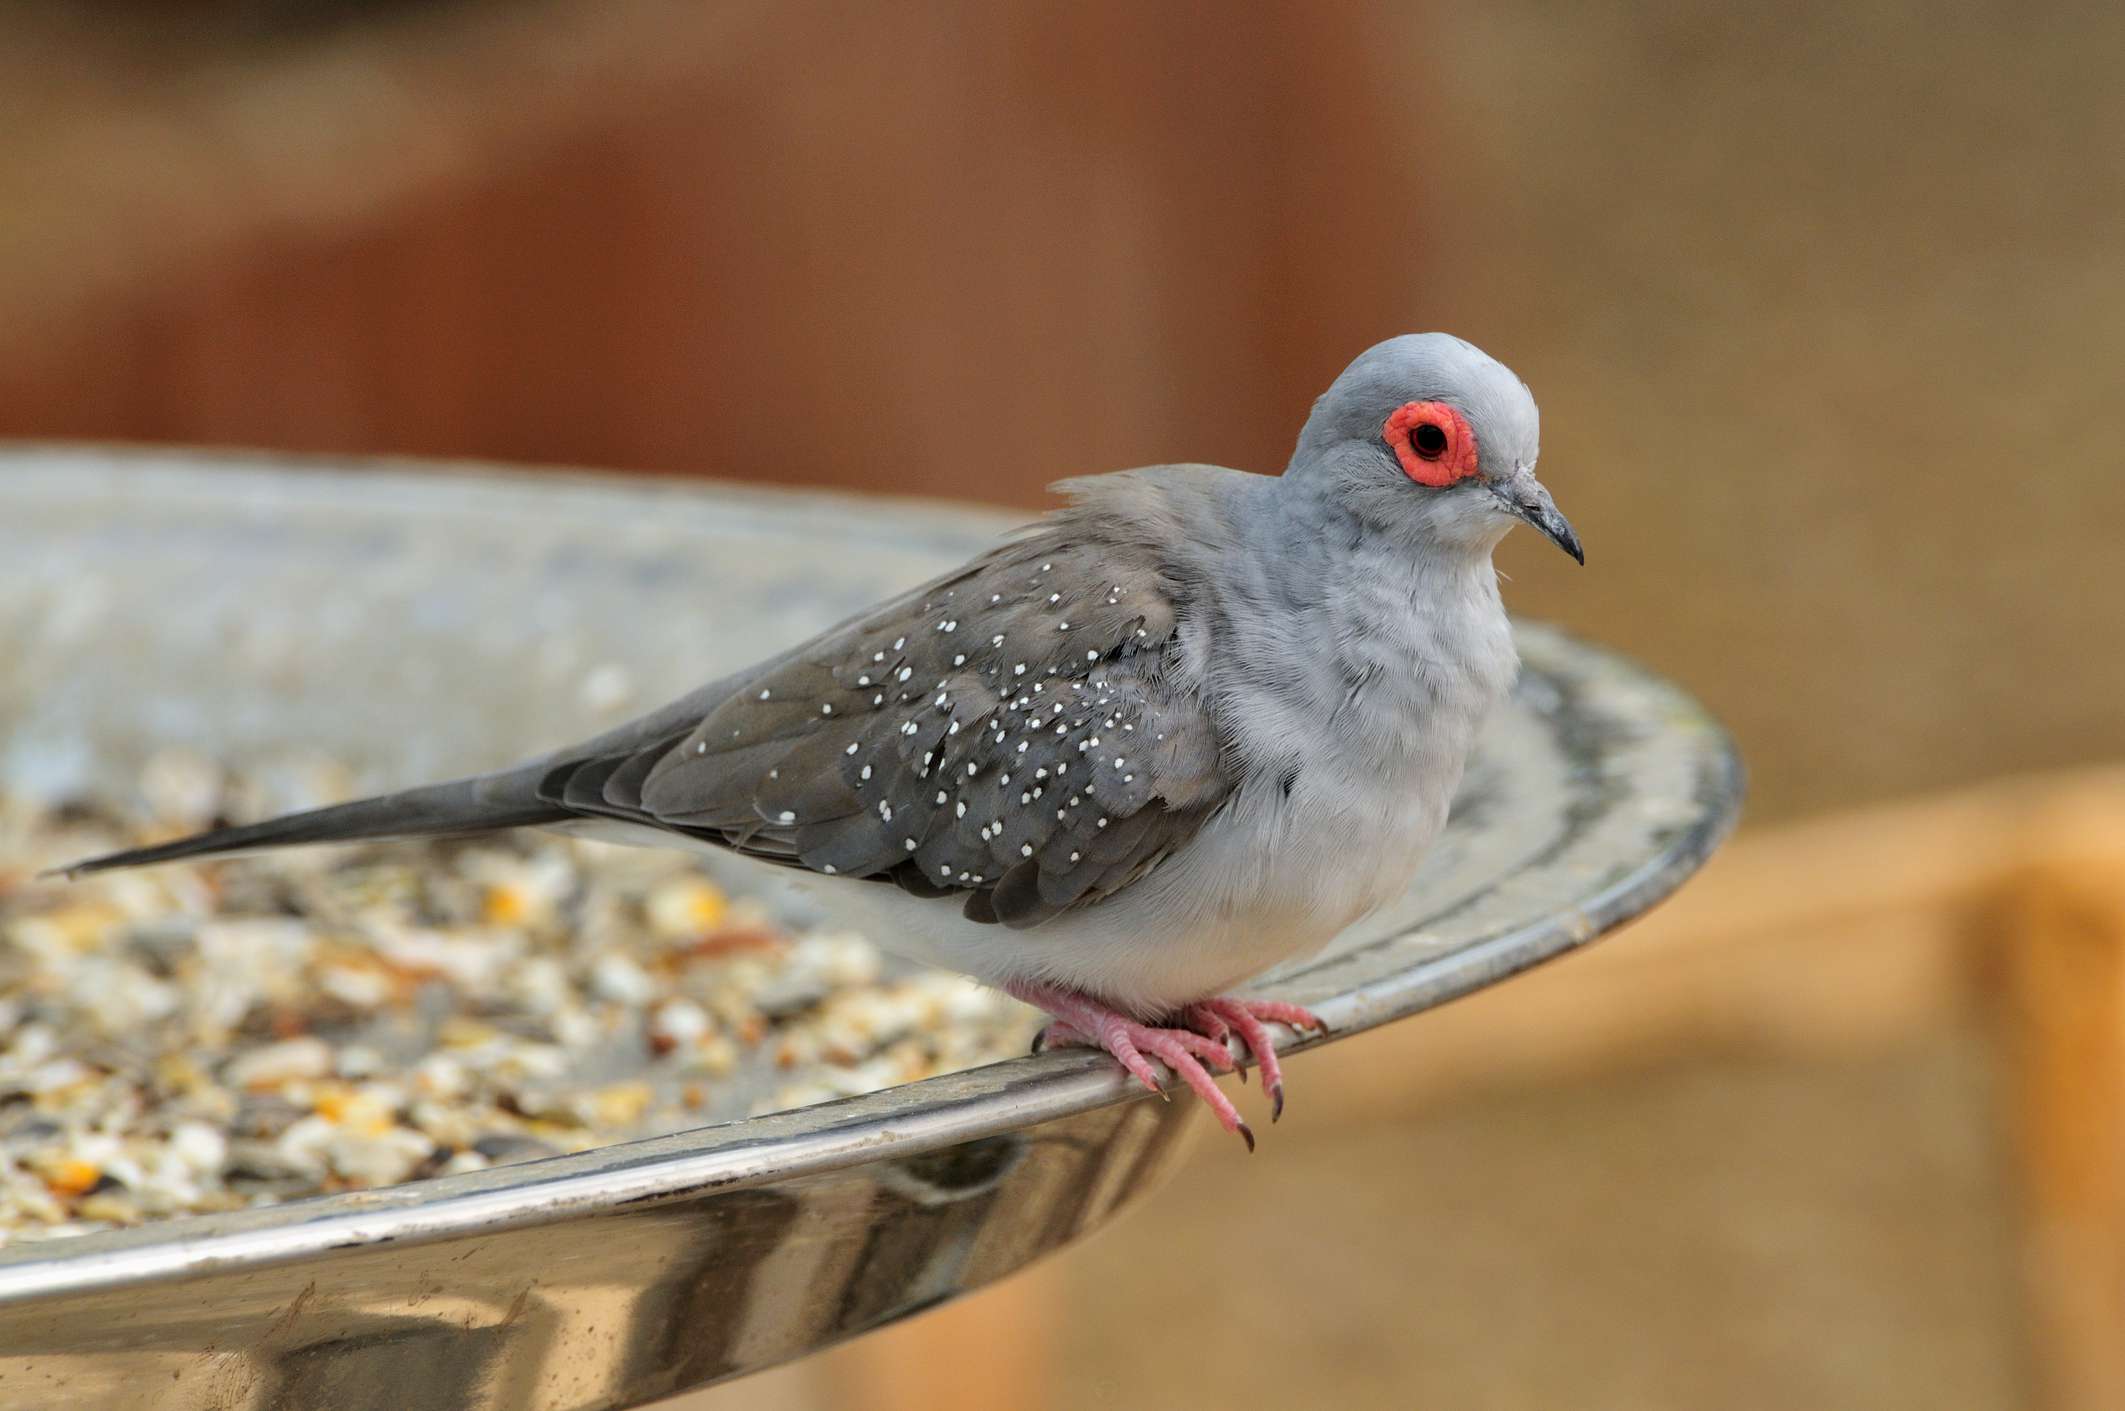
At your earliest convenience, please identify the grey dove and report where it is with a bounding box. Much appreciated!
[59,333,1581,1147]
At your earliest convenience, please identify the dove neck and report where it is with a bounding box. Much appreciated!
[1189,466,1516,800]
[1260,464,1505,613]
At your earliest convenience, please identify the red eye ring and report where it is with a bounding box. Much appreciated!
[1383,401,1480,488]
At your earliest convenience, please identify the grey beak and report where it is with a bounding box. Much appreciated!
[1495,471,1583,565]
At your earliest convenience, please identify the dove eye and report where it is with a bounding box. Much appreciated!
[1382,400,1479,489]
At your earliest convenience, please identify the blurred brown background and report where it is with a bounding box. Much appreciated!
[3,1,2122,1407]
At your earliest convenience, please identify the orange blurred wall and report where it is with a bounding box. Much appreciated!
[0,2,1438,507]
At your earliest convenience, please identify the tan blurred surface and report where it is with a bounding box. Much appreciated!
[2,1,2119,1408]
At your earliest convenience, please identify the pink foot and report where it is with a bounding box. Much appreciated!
[1014,983,1327,1148]
[1014,983,1251,1147]
[1180,998,1325,1123]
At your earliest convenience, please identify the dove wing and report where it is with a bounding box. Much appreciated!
[537,510,1234,928]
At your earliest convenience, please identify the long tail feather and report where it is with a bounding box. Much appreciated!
[47,769,562,878]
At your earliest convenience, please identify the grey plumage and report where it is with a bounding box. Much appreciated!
[59,333,1576,1025]
[542,500,1229,927]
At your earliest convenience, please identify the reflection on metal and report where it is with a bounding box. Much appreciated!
[0,449,1742,1410]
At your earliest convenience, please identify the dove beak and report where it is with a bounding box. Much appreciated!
[1494,469,1583,565]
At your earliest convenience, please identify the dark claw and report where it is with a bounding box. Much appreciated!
[1029,1029,1046,1055]
[1234,1061,1247,1085]
[1237,1121,1256,1154]
[1269,1083,1285,1123]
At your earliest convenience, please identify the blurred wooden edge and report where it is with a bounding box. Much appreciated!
[1294,765,2125,1124]
[1993,800,2125,1411]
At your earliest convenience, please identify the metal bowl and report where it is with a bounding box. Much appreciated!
[0,447,1741,1410]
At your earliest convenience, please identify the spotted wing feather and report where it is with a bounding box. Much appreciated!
[555,521,1233,928]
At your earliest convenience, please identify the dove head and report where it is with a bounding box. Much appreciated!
[1286,333,1581,564]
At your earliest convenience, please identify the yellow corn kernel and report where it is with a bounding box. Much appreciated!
[589,1082,652,1127]
[482,884,529,927]
[311,1086,352,1122]
[46,1159,101,1198]
[646,877,729,940]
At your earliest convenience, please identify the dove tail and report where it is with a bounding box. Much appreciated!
[48,769,564,878]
